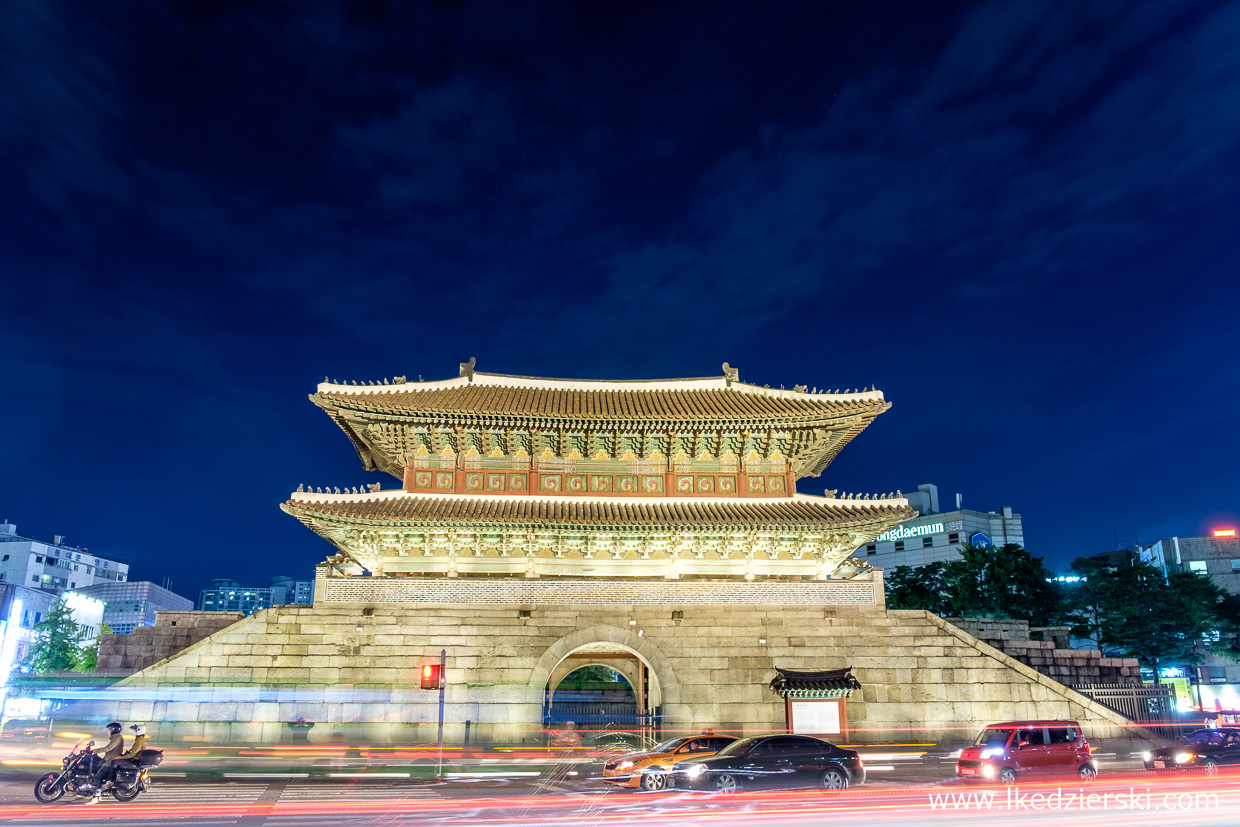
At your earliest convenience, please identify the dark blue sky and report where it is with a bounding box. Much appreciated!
[2,1,1238,599]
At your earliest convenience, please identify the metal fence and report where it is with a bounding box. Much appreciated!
[1070,683,1178,739]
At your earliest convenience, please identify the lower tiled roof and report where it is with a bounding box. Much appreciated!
[284,493,908,530]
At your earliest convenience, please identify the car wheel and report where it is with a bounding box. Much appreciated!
[1078,764,1097,782]
[998,767,1018,785]
[1203,760,1218,777]
[714,773,740,794]
[640,770,667,792]
[820,768,848,791]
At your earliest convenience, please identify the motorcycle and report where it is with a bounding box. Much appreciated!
[34,738,163,803]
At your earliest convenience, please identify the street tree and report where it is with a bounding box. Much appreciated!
[1067,562,1227,681]
[942,542,1064,625]
[885,562,952,615]
[883,543,1062,625]
[22,598,84,673]
[74,621,113,673]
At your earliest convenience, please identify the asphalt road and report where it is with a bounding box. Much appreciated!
[2,749,1236,827]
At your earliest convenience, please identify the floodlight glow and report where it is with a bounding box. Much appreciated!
[1213,528,1236,537]
[0,598,22,686]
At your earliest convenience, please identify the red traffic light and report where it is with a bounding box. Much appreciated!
[420,663,444,690]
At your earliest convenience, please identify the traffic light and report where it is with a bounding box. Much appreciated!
[420,663,444,690]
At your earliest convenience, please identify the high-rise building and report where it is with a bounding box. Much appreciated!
[69,581,194,635]
[198,576,314,615]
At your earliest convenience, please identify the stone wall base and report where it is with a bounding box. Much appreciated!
[61,603,1162,748]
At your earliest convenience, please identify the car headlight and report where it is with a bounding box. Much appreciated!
[1175,753,1193,764]
[688,765,706,778]
[981,765,996,778]
[1142,752,1151,762]
[619,761,634,770]
[980,748,1004,759]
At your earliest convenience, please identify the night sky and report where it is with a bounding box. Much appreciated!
[3,1,1239,600]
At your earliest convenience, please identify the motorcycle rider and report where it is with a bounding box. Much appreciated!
[83,722,124,791]
[89,724,147,804]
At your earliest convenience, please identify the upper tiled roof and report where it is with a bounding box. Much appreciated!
[284,491,909,530]
[312,368,887,424]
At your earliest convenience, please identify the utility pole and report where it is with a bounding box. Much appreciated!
[436,648,446,777]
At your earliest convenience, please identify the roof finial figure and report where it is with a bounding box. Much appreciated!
[460,357,477,381]
[722,362,739,386]
[367,482,381,493]
[296,484,304,492]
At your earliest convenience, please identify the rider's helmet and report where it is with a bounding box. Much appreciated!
[106,721,122,734]
[130,723,147,736]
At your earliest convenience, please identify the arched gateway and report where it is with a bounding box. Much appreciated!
[77,364,1158,747]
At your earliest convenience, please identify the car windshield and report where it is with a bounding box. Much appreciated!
[649,738,685,754]
[716,737,759,756]
[974,728,1015,747]
[1183,731,1225,747]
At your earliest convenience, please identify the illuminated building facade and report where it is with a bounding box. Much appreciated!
[71,580,194,635]
[861,483,1025,570]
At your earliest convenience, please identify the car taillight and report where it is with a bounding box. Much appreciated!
[857,755,864,767]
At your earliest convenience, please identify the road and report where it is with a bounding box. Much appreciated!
[2,750,1237,827]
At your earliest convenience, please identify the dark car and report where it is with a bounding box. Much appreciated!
[1144,728,1240,775]
[671,734,864,793]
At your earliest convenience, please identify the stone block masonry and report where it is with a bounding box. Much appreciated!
[97,611,246,675]
[71,598,1163,749]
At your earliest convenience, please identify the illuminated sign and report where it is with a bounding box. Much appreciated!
[1158,667,1186,679]
[971,533,993,548]
[875,523,943,543]
[1214,528,1237,537]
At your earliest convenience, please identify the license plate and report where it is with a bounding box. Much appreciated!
[959,768,977,776]
[1153,761,1165,769]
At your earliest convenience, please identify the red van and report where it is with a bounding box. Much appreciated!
[956,720,1095,784]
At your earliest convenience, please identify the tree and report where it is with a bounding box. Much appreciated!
[1063,554,1124,654]
[885,562,952,615]
[1062,559,1228,681]
[1214,593,1240,663]
[941,543,1064,625]
[883,543,1063,625]
[22,599,84,673]
[74,621,112,673]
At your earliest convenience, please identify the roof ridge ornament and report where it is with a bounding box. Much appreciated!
[722,362,738,386]
[460,357,477,382]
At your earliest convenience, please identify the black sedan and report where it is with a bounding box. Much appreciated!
[671,734,864,793]
[1144,728,1240,774]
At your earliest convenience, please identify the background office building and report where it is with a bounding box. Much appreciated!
[199,575,315,615]
[1135,529,1240,709]
[0,583,105,670]
[862,484,1024,570]
[70,580,194,635]
[0,521,129,594]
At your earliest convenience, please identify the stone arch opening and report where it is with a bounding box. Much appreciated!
[530,625,679,747]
